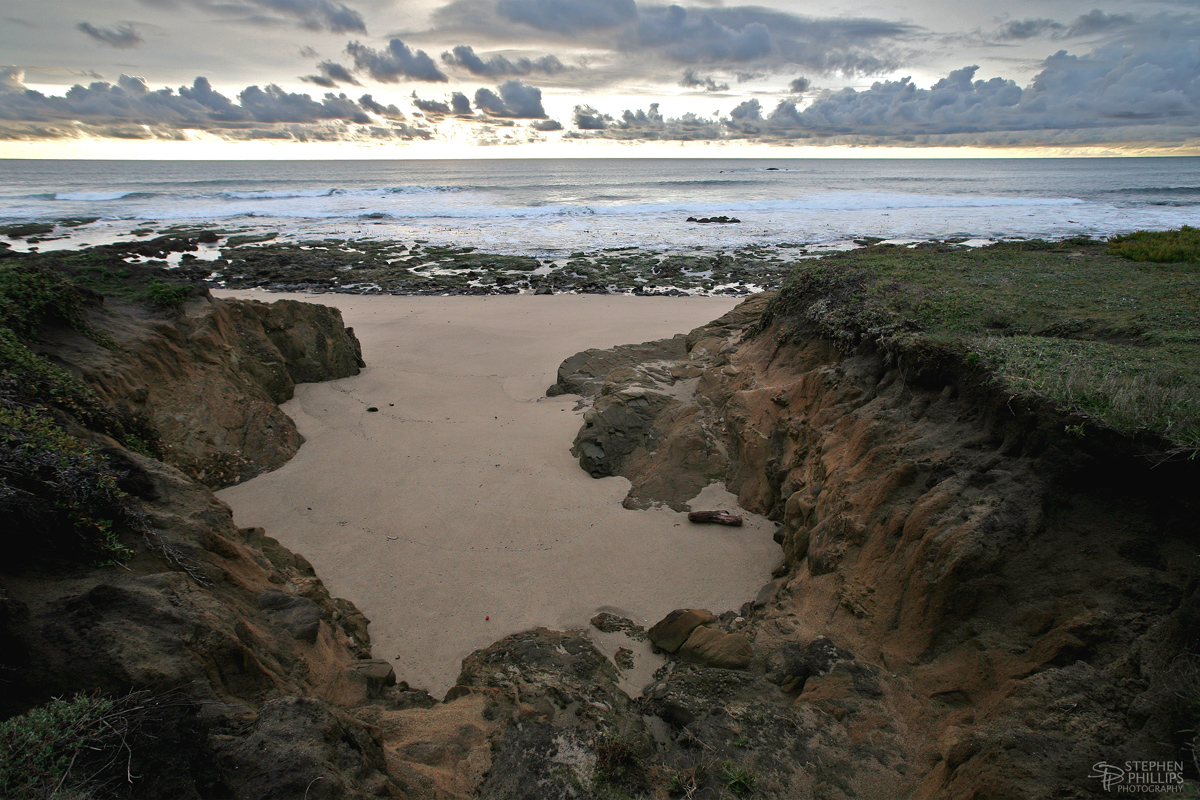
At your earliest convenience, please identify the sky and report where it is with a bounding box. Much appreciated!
[1,0,1198,157]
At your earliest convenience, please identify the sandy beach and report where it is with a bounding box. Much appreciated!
[214,291,782,696]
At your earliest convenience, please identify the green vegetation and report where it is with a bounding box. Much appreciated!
[1109,225,1200,263]
[719,762,759,796]
[0,693,117,797]
[0,261,162,567]
[0,691,186,798]
[18,247,199,310]
[752,234,1200,453]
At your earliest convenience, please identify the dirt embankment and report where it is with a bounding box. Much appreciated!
[546,292,1200,798]
[1,293,421,799]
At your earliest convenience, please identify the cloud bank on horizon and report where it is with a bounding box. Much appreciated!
[1,0,1198,152]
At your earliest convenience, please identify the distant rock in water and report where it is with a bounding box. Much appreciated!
[686,215,741,224]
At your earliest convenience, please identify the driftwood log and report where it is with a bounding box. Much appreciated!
[687,510,743,526]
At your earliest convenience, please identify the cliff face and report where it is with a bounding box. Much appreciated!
[40,294,364,488]
[555,292,1200,798]
[0,293,411,799]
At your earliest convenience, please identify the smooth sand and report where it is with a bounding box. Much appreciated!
[215,291,781,696]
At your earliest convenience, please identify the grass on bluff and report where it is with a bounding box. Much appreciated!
[754,231,1200,454]
[0,261,162,566]
[1108,225,1200,263]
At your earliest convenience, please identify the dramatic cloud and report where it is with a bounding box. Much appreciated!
[496,0,637,34]
[632,5,913,73]
[77,22,144,49]
[788,77,810,93]
[441,45,565,78]
[412,90,473,115]
[564,34,1200,146]
[993,10,1137,42]
[412,93,450,114]
[996,18,1064,41]
[0,69,430,141]
[567,101,723,140]
[146,0,367,33]
[474,79,546,117]
[530,118,561,130]
[1064,10,1135,37]
[238,84,371,123]
[301,60,360,87]
[429,0,914,77]
[357,93,405,118]
[679,69,728,92]
[345,39,448,82]
[572,104,609,129]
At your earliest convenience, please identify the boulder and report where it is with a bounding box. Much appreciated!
[647,608,717,653]
[677,626,753,669]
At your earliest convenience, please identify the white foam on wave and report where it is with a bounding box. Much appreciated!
[54,191,137,201]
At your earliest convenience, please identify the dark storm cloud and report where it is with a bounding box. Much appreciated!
[632,5,912,73]
[411,91,473,115]
[358,93,405,118]
[992,9,1137,42]
[996,18,1064,41]
[345,39,448,82]
[77,22,144,49]
[572,104,609,129]
[301,60,360,87]
[0,68,432,141]
[1065,10,1135,37]
[441,45,565,78]
[473,79,547,117]
[148,0,367,32]
[531,118,561,130]
[788,77,810,93]
[679,69,728,92]
[412,93,451,113]
[428,0,912,78]
[495,0,637,34]
[238,84,372,123]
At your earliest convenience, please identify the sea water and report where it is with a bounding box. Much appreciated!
[1,157,1199,255]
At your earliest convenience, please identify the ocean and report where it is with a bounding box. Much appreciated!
[2,157,1199,255]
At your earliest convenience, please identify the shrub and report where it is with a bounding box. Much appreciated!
[0,691,191,798]
[142,279,194,310]
[1109,225,1200,263]
[0,405,136,565]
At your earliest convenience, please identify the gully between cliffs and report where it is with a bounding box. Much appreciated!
[3,287,1195,799]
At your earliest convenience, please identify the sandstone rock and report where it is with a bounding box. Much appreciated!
[56,294,363,489]
[753,579,784,609]
[647,608,717,653]
[678,626,753,669]
[590,611,647,639]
